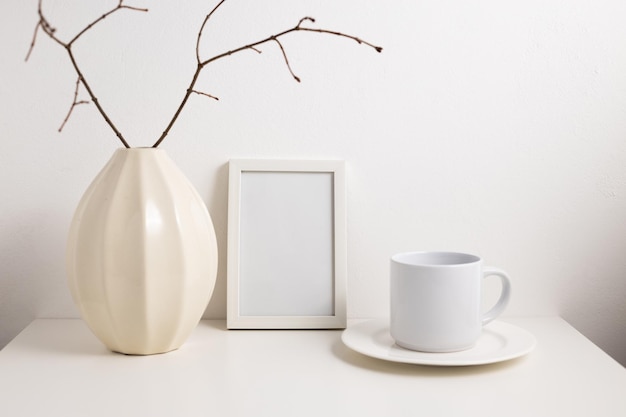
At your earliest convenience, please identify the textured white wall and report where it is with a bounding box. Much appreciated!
[1,0,625,365]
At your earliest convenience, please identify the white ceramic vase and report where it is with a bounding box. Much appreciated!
[66,148,218,355]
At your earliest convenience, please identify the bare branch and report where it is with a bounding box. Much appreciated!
[120,5,150,13]
[297,17,316,28]
[298,27,383,53]
[29,0,381,149]
[197,18,382,69]
[64,47,131,148]
[196,0,227,64]
[27,0,147,148]
[190,89,220,101]
[271,38,300,83]
[25,22,41,61]
[59,77,90,132]
[69,2,148,46]
[152,12,382,148]
[33,1,64,49]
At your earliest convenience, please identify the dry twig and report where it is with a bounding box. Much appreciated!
[27,0,382,149]
[26,0,148,148]
[58,77,90,132]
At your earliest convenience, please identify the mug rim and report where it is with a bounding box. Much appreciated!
[391,251,481,267]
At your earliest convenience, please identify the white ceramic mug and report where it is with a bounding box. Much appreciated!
[390,251,511,352]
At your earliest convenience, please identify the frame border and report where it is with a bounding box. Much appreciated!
[227,159,347,329]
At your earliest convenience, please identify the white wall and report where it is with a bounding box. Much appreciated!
[1,0,625,365]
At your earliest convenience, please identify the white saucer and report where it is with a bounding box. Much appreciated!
[341,319,536,366]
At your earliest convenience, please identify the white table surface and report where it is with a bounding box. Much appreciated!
[0,317,624,417]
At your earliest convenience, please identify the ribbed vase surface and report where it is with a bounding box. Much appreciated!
[66,148,218,354]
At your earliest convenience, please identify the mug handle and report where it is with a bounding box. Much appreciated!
[481,267,511,325]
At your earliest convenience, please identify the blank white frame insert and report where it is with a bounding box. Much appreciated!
[227,159,347,329]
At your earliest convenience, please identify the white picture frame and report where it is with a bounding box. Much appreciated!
[227,159,347,329]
